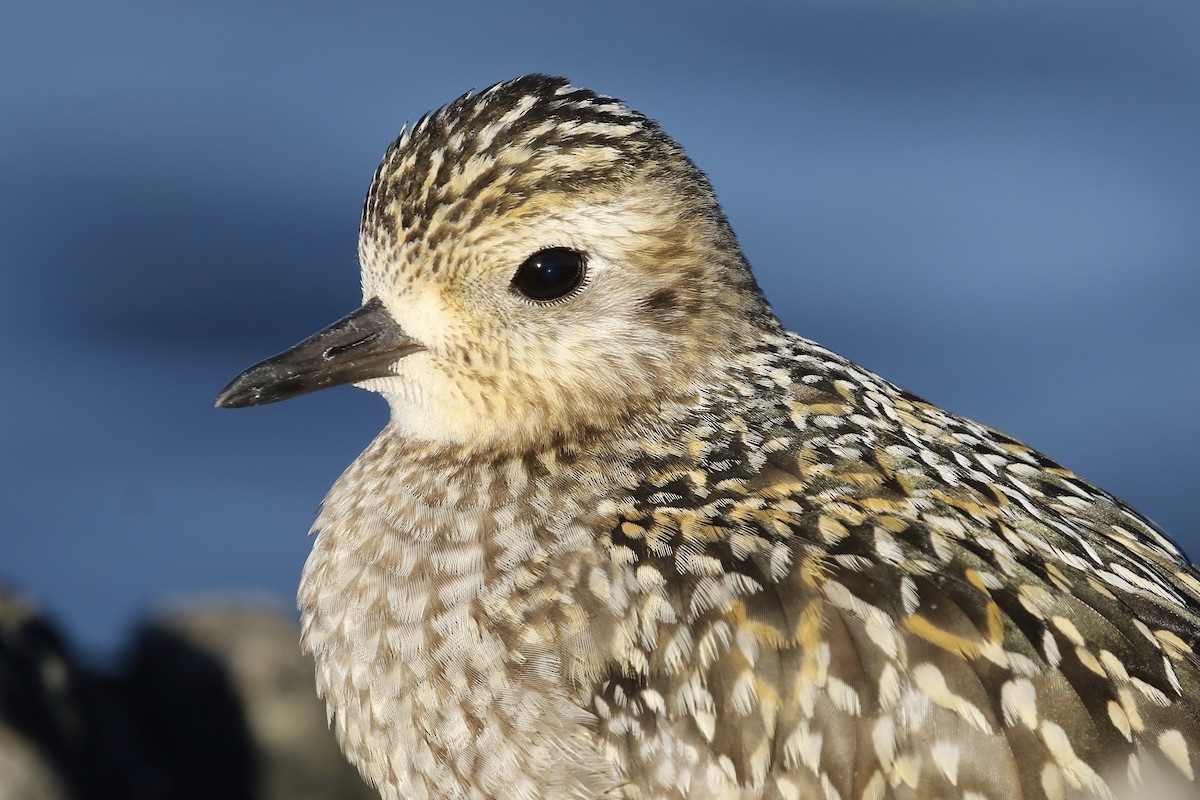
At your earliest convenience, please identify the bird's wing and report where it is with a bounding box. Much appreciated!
[600,334,1200,799]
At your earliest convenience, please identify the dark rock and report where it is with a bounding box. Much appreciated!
[125,605,374,800]
[0,589,98,799]
[0,590,375,800]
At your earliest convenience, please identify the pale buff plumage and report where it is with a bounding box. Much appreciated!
[219,76,1200,800]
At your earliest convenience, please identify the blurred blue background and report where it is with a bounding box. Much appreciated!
[2,0,1197,661]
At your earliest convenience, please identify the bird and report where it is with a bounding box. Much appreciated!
[216,75,1200,800]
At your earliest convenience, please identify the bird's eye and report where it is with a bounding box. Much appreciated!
[511,248,587,302]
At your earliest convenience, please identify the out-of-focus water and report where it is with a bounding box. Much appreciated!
[3,0,1198,660]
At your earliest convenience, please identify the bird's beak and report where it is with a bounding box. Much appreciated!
[214,297,423,408]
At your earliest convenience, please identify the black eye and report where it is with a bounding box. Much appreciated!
[511,248,587,302]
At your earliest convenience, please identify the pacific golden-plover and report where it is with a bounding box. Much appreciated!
[217,75,1200,800]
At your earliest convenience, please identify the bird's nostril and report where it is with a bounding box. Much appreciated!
[323,332,379,361]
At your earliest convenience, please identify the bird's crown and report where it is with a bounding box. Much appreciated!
[363,74,660,244]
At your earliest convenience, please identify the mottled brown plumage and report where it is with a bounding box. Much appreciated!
[218,75,1200,800]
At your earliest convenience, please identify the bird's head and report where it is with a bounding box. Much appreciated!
[217,75,778,453]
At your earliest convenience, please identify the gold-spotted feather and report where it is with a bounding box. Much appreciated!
[597,332,1200,799]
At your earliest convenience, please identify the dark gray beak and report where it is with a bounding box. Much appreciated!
[214,298,423,408]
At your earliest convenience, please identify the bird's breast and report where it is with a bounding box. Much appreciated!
[297,430,633,799]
